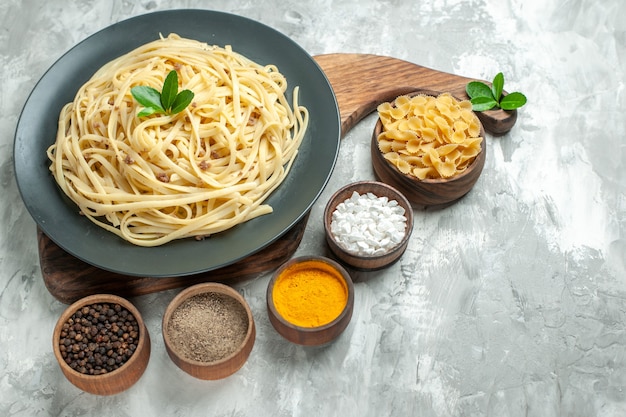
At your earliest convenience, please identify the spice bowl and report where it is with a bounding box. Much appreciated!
[162,282,255,380]
[52,294,151,395]
[324,181,414,271]
[371,91,486,207]
[266,256,354,346]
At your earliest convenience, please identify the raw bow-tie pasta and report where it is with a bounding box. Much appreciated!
[376,93,483,180]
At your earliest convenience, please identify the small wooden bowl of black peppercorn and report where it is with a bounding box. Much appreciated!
[52,294,151,395]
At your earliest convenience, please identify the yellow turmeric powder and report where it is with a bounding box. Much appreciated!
[272,260,348,327]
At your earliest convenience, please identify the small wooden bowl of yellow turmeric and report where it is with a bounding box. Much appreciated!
[266,256,354,346]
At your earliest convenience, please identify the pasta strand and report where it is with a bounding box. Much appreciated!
[47,34,309,247]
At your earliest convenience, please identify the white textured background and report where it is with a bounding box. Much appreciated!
[1,0,625,416]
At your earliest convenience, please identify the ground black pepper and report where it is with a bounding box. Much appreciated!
[167,292,249,363]
[58,302,139,375]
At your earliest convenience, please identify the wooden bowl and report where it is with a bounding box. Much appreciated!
[52,294,151,395]
[266,256,354,346]
[323,181,413,271]
[162,282,255,380]
[371,92,486,207]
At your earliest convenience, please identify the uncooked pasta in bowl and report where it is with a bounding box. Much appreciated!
[371,91,487,207]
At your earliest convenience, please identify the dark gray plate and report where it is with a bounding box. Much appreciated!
[14,10,340,277]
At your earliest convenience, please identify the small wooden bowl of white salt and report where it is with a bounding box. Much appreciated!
[162,283,255,380]
[323,181,413,271]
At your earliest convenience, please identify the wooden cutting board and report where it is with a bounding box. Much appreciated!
[39,53,517,304]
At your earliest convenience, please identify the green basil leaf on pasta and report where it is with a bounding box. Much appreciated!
[131,86,165,112]
[160,70,179,111]
[137,107,160,117]
[171,90,195,114]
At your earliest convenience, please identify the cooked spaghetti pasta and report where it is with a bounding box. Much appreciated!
[47,34,309,247]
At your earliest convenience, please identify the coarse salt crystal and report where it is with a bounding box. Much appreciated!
[330,191,408,256]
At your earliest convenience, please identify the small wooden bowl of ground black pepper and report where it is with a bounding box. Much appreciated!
[162,282,255,380]
[52,294,151,395]
[266,256,355,346]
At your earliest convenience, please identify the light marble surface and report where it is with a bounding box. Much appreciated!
[2,0,625,416]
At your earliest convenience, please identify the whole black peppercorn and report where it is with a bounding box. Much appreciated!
[58,302,140,375]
